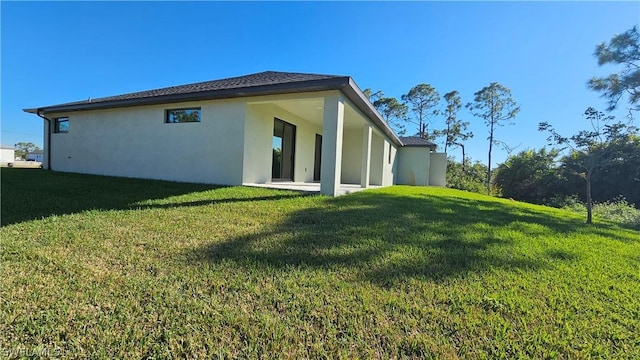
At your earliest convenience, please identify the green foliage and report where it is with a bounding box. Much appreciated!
[561,133,640,207]
[540,107,638,223]
[436,90,473,158]
[401,84,440,139]
[467,83,520,192]
[564,196,640,230]
[13,142,40,160]
[2,169,639,358]
[494,148,565,205]
[588,26,640,113]
[446,158,489,194]
[364,88,408,135]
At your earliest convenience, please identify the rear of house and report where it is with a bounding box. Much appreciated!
[25,71,445,195]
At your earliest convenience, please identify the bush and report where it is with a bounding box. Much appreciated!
[564,196,640,229]
[446,159,490,195]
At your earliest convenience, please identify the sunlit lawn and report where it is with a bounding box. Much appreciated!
[1,168,639,358]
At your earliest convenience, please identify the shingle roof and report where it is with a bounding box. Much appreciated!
[25,70,404,147]
[27,71,347,111]
[399,136,437,149]
[83,71,342,104]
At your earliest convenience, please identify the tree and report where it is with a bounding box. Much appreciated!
[588,26,640,114]
[437,90,473,170]
[446,157,489,194]
[401,84,440,140]
[467,83,520,192]
[494,148,565,205]
[539,107,637,223]
[14,142,40,160]
[363,89,407,135]
[363,88,408,135]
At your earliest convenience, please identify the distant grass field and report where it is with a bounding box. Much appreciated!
[1,168,639,359]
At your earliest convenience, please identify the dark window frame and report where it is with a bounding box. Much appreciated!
[165,107,202,124]
[54,117,69,133]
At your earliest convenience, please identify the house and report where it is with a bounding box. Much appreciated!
[25,71,446,196]
[26,150,44,162]
[0,146,15,163]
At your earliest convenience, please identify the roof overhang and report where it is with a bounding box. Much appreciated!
[401,143,438,151]
[24,76,403,147]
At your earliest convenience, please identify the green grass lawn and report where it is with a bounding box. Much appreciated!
[1,168,639,359]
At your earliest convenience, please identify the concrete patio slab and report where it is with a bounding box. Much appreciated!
[243,182,380,196]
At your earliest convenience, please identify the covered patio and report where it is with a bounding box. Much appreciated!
[242,89,401,196]
[243,182,382,196]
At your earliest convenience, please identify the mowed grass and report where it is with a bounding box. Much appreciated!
[1,168,639,359]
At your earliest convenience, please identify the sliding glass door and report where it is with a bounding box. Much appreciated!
[272,118,296,181]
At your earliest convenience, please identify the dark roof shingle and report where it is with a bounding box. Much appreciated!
[30,71,346,111]
[399,136,437,149]
[85,71,344,104]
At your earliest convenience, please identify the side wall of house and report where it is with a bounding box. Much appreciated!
[397,147,431,186]
[381,140,398,187]
[428,152,447,186]
[341,129,363,184]
[46,99,246,185]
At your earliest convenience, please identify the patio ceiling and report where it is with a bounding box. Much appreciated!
[257,97,374,130]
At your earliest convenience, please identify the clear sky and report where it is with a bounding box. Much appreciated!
[2,1,638,167]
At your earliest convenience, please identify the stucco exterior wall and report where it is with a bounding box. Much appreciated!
[39,89,406,192]
[428,152,447,186]
[47,99,246,185]
[369,134,384,186]
[381,140,398,186]
[243,103,322,184]
[397,147,431,186]
[341,129,364,184]
[243,105,274,184]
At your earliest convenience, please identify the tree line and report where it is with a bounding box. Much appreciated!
[366,26,640,223]
[365,81,519,194]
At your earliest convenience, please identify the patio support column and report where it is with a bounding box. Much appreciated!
[320,93,345,196]
[360,125,372,188]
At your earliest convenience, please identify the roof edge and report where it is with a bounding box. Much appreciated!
[341,78,403,147]
[401,143,438,150]
[26,76,351,114]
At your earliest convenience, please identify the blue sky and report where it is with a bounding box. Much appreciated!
[2,1,638,167]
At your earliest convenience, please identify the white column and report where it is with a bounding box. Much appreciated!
[360,125,372,188]
[320,94,345,196]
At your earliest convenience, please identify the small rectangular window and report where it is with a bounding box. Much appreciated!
[54,117,69,133]
[165,108,201,123]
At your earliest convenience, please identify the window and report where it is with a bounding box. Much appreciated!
[54,117,69,133]
[165,108,201,123]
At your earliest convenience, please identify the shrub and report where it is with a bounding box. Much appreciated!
[564,196,640,229]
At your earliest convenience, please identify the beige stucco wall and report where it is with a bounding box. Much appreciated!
[340,129,363,184]
[242,105,274,184]
[428,152,447,186]
[41,89,405,191]
[47,99,246,185]
[382,140,398,186]
[369,134,384,186]
[243,103,322,184]
[397,147,431,186]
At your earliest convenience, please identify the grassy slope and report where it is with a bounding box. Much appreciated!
[1,168,639,359]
